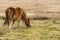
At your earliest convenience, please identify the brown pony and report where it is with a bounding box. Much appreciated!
[4,7,31,31]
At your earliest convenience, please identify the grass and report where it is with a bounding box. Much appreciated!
[0,19,60,40]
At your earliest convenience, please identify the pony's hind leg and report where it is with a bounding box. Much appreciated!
[9,21,13,30]
[7,19,13,32]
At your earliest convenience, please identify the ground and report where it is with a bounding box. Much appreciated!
[0,19,60,40]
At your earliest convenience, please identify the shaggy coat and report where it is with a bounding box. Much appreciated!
[4,7,31,31]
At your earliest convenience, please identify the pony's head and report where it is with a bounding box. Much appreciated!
[25,17,31,27]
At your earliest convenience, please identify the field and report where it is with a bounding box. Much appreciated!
[0,0,60,40]
[0,19,60,40]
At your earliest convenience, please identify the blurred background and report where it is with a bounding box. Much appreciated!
[0,0,60,19]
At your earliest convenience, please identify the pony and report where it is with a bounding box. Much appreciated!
[4,7,31,31]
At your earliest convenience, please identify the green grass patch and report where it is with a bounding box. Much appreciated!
[0,20,60,40]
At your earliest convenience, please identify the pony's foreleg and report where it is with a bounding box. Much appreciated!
[17,17,21,27]
[17,20,20,27]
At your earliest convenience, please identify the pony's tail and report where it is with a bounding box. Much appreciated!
[3,9,9,25]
